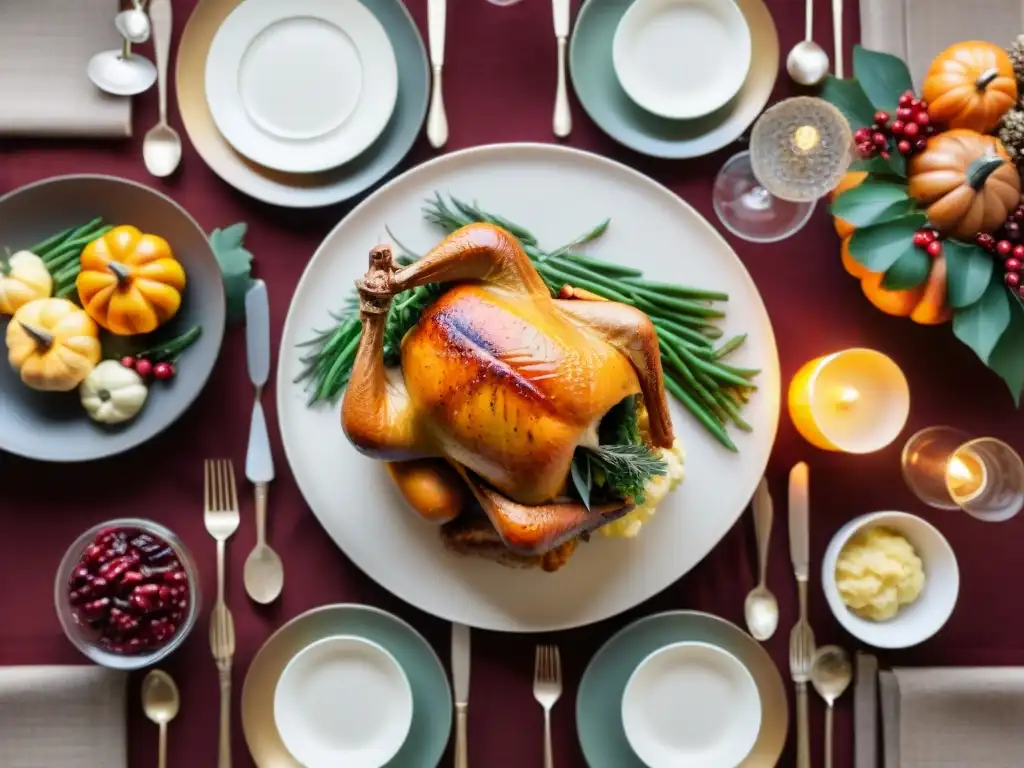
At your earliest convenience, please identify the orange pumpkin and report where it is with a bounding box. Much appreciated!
[923,41,1017,133]
[77,225,186,336]
[907,129,1021,240]
[841,237,952,325]
[831,171,869,239]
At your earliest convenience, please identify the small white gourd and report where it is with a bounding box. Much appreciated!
[80,360,149,425]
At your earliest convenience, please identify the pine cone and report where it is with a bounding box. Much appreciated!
[999,108,1024,162]
[1011,34,1024,88]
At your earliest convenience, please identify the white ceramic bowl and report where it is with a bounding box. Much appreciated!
[612,0,752,120]
[822,511,960,649]
[274,635,413,768]
[621,641,762,767]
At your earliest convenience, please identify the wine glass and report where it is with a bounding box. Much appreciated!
[713,97,854,243]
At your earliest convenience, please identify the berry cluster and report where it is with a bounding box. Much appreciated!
[974,205,1024,298]
[120,356,176,381]
[912,227,943,257]
[855,92,938,159]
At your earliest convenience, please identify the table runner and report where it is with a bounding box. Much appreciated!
[2,0,1024,766]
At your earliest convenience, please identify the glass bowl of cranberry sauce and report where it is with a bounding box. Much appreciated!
[55,518,201,669]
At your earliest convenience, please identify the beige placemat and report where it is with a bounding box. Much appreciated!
[0,0,132,137]
[882,667,1024,768]
[0,665,128,768]
[860,0,1024,87]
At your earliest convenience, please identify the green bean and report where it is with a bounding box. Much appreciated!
[628,285,725,318]
[44,247,85,273]
[42,227,111,266]
[55,283,78,299]
[714,390,753,432]
[659,337,725,420]
[537,263,635,305]
[664,376,737,452]
[548,219,611,259]
[699,324,724,339]
[716,361,761,379]
[560,251,643,278]
[651,317,714,348]
[318,317,361,359]
[676,345,756,389]
[622,276,728,302]
[53,263,81,285]
[316,333,361,401]
[714,334,747,359]
[547,255,641,298]
[27,225,77,257]
[634,295,704,326]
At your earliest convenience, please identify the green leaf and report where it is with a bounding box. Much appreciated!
[882,247,931,289]
[884,149,907,179]
[988,296,1024,405]
[831,180,911,227]
[210,223,254,323]
[849,155,895,174]
[570,454,592,511]
[953,275,1011,365]
[852,45,913,113]
[820,76,877,129]
[848,214,927,272]
[944,240,995,308]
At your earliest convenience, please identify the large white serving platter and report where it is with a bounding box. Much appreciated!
[277,144,780,633]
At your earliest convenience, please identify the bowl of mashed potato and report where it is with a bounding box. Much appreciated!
[822,511,959,648]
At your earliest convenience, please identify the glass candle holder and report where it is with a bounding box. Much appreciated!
[788,349,910,453]
[713,96,853,243]
[902,426,1024,522]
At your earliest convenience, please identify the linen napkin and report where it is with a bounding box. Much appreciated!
[0,0,132,137]
[881,667,1024,768]
[0,665,128,768]
[859,0,1024,88]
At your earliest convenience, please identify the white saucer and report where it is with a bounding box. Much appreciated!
[274,635,413,768]
[612,0,752,120]
[622,641,762,768]
[205,0,398,174]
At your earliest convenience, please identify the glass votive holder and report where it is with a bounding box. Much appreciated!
[901,426,1024,522]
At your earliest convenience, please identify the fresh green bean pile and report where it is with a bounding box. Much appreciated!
[28,217,113,299]
[297,195,758,451]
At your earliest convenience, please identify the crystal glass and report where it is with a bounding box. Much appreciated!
[713,97,854,243]
[901,427,1024,522]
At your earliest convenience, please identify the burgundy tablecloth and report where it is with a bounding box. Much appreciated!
[2,1,1023,766]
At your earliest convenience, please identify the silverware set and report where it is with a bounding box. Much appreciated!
[534,645,563,768]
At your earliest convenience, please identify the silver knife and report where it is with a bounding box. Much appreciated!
[452,622,470,768]
[245,280,274,485]
[426,0,448,149]
[552,0,572,137]
[788,461,815,768]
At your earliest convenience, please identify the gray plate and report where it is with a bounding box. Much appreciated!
[570,0,779,159]
[0,175,226,463]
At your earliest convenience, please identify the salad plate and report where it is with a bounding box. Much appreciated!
[276,144,780,632]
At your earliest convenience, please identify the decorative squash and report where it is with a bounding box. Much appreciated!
[6,298,102,391]
[77,225,186,336]
[923,41,1017,133]
[831,171,869,239]
[80,360,149,424]
[907,130,1021,240]
[0,250,52,315]
[841,237,952,325]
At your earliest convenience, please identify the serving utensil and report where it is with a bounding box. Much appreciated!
[744,477,779,641]
[143,0,182,177]
[452,623,470,768]
[243,281,283,605]
[426,0,448,149]
[205,459,240,768]
[552,0,571,137]
[142,669,180,768]
[788,461,815,768]
[786,0,829,86]
[812,645,852,768]
[534,645,563,768]
[832,0,844,78]
[115,0,151,44]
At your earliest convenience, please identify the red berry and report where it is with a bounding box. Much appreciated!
[119,356,135,369]
[874,111,890,124]
[896,108,912,121]
[1006,258,1022,272]
[997,240,1013,256]
[873,132,888,146]
[153,362,175,381]
[857,142,875,156]
[915,139,928,152]
[899,92,913,106]
[915,112,930,126]
[1006,272,1021,287]
[918,100,928,111]
[1014,246,1024,260]
[854,127,871,143]
[927,240,942,257]
[880,151,891,159]
[891,120,905,135]
[977,233,996,251]
[1006,221,1021,241]
[897,140,912,154]
[134,358,153,378]
[903,122,920,137]
[912,231,930,247]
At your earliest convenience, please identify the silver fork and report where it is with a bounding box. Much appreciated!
[205,459,240,768]
[534,645,562,768]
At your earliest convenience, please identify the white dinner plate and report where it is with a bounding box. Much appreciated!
[613,0,752,119]
[622,641,762,767]
[274,635,414,768]
[205,0,398,174]
[276,144,780,633]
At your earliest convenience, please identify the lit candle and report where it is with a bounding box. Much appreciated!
[945,449,987,503]
[788,348,910,453]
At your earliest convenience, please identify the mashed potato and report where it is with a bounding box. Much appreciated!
[835,527,925,621]
[600,438,686,538]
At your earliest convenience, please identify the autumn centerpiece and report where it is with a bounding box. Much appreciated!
[823,42,1024,403]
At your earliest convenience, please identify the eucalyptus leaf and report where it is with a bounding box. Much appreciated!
[988,296,1024,405]
[820,76,876,129]
[953,275,1010,365]
[944,240,994,308]
[852,45,913,113]
[849,155,896,175]
[884,149,907,178]
[882,247,931,290]
[831,180,911,227]
[848,214,927,272]
[570,454,592,511]
[210,222,255,324]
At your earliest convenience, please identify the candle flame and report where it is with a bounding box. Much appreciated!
[794,125,820,152]
[835,386,860,410]
[947,456,974,483]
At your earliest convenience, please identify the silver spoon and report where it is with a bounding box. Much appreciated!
[142,0,181,177]
[786,0,830,86]
[141,669,180,768]
[114,4,151,45]
[811,645,853,768]
[744,477,779,641]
